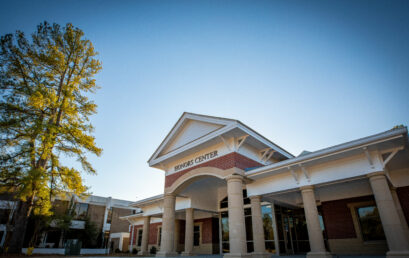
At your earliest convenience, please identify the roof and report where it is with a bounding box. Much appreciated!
[148,112,294,167]
[247,126,408,179]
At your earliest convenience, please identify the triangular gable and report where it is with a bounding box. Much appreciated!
[161,120,224,155]
[148,112,237,166]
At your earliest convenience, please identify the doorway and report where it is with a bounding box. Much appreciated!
[275,206,310,255]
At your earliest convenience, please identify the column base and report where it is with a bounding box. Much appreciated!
[386,251,409,258]
[224,253,251,258]
[156,251,179,257]
[251,252,271,258]
[138,251,151,256]
[181,252,195,256]
[306,251,332,258]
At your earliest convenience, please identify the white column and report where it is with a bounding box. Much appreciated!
[130,225,135,253]
[250,195,270,258]
[224,174,249,258]
[182,208,194,256]
[390,186,409,243]
[138,216,151,255]
[157,193,177,257]
[300,186,331,258]
[368,172,409,258]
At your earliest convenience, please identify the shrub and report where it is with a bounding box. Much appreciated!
[150,246,157,254]
[132,248,138,254]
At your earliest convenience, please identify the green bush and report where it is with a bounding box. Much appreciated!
[150,246,157,254]
[132,248,138,254]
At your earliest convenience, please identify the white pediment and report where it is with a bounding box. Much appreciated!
[148,113,237,166]
[148,112,294,168]
[161,120,224,155]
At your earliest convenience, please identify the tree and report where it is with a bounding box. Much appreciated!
[0,22,102,253]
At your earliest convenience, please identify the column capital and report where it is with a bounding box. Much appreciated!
[249,195,261,201]
[225,174,244,182]
[300,185,314,192]
[164,193,176,198]
[367,171,386,179]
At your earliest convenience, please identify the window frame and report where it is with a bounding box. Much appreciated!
[157,226,162,247]
[193,222,202,247]
[137,228,143,247]
[347,201,386,244]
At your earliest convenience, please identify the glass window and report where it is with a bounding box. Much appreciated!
[220,197,228,209]
[0,209,11,224]
[357,206,385,241]
[74,203,88,220]
[137,229,143,247]
[221,212,229,241]
[158,227,162,246]
[261,205,275,241]
[194,225,200,246]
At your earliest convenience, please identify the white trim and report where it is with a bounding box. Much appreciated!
[247,127,407,178]
[148,112,294,167]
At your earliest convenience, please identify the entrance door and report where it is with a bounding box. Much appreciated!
[276,206,310,254]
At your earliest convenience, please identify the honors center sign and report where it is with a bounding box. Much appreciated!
[174,151,218,172]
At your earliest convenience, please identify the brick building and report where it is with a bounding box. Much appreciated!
[121,112,409,258]
[0,194,138,251]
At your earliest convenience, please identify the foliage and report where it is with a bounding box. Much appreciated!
[150,246,157,254]
[81,217,99,248]
[132,248,138,254]
[392,124,405,129]
[0,21,102,252]
[0,21,102,215]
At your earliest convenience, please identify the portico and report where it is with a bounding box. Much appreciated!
[121,113,409,258]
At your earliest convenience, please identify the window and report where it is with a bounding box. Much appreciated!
[0,209,11,224]
[73,203,88,220]
[219,189,250,209]
[107,207,113,224]
[357,206,385,241]
[261,205,276,253]
[137,229,143,247]
[158,227,162,246]
[194,225,201,246]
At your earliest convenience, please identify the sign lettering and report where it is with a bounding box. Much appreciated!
[174,150,218,172]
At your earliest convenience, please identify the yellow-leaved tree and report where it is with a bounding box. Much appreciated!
[0,22,102,253]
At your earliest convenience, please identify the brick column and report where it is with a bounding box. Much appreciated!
[224,174,249,258]
[138,216,150,255]
[300,186,331,258]
[250,195,270,258]
[182,208,194,256]
[157,193,177,257]
[368,172,409,258]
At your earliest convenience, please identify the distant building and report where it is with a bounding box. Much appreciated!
[121,112,409,258]
[0,194,139,252]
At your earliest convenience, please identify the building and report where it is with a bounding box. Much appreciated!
[121,112,409,258]
[0,194,139,252]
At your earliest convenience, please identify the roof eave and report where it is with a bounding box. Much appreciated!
[247,127,408,178]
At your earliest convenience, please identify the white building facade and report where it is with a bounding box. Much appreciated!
[122,113,409,258]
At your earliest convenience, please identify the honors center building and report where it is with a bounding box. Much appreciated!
[121,113,409,258]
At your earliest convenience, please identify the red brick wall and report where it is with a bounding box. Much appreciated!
[195,218,214,244]
[321,195,374,239]
[130,222,163,245]
[397,186,409,225]
[165,152,262,187]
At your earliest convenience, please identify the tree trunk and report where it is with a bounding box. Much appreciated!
[7,201,30,254]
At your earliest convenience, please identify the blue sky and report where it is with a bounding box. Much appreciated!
[1,0,408,200]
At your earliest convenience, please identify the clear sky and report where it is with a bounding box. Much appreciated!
[1,0,408,201]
